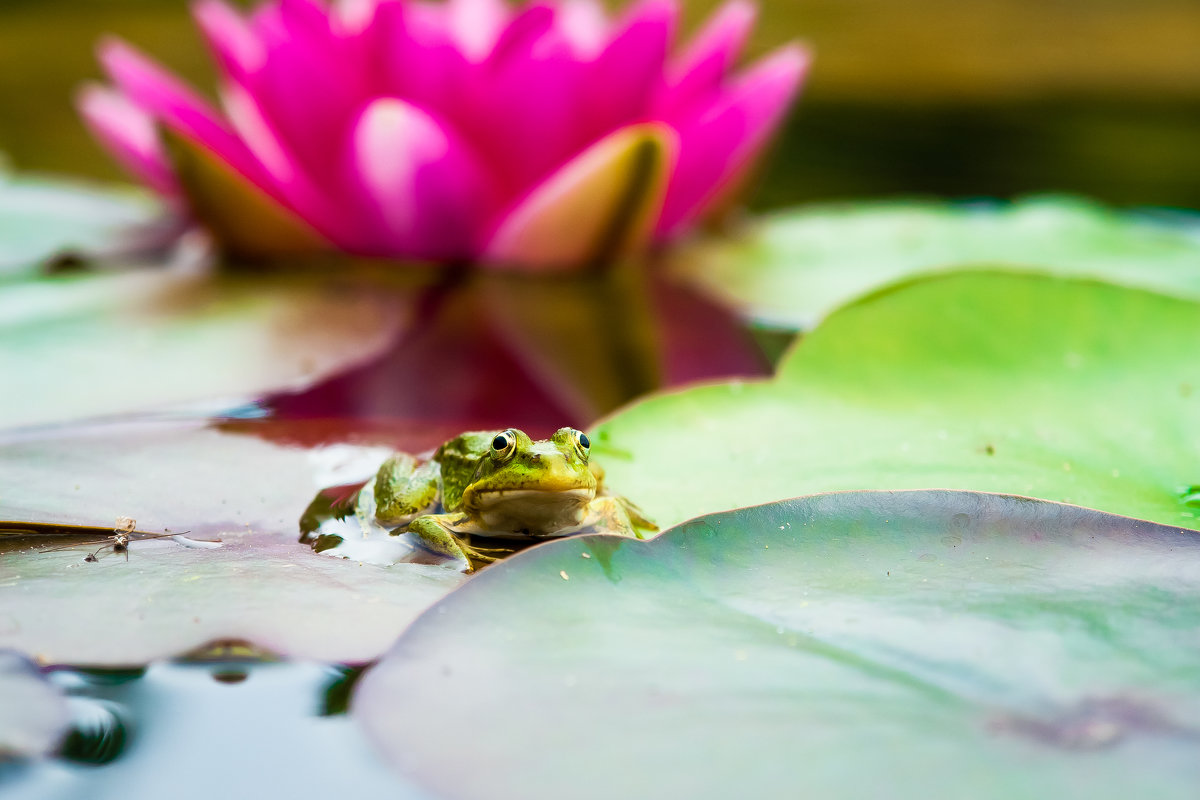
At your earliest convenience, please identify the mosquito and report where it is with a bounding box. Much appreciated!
[40,517,199,562]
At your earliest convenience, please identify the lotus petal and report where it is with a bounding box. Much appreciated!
[486,123,677,270]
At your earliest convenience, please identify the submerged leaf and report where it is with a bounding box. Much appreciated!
[593,272,1200,531]
[355,492,1200,800]
[671,198,1200,329]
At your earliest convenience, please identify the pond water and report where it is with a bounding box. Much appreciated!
[0,661,431,800]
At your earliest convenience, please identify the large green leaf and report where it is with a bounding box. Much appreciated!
[592,272,1200,532]
[0,269,408,429]
[355,492,1200,800]
[670,198,1200,329]
[0,174,159,279]
[0,653,68,760]
[0,422,465,665]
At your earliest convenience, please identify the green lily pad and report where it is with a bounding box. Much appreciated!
[0,422,465,665]
[592,271,1200,532]
[0,269,408,429]
[671,198,1200,329]
[355,492,1200,800]
[0,174,159,278]
[0,652,69,760]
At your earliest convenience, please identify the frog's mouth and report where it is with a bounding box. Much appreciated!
[469,487,595,537]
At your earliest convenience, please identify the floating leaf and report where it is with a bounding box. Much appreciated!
[0,652,69,760]
[593,272,1200,531]
[671,198,1200,329]
[0,269,408,429]
[356,492,1200,800]
[0,422,465,665]
[0,174,160,278]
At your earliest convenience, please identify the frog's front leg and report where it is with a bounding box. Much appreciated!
[373,454,440,528]
[586,496,658,540]
[407,514,502,572]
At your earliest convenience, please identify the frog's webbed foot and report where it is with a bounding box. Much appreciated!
[407,514,501,572]
[587,496,658,540]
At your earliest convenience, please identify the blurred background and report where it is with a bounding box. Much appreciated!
[1,0,1197,209]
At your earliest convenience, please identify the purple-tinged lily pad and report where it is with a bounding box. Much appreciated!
[0,652,69,760]
[0,421,465,665]
[355,491,1200,800]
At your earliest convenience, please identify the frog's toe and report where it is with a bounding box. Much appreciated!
[408,515,505,572]
[461,547,499,573]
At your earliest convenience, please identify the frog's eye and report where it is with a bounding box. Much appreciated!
[491,430,516,460]
[571,429,590,459]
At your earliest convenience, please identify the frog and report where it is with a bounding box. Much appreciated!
[362,427,656,571]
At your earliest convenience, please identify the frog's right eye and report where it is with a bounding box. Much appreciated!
[491,430,516,460]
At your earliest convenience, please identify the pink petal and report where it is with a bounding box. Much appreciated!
[488,4,556,67]
[278,0,332,34]
[450,17,584,195]
[331,0,383,36]
[349,98,497,259]
[658,0,756,118]
[486,123,678,271]
[576,0,677,143]
[97,38,267,187]
[217,81,362,246]
[657,44,810,237]
[192,0,266,77]
[222,4,367,185]
[555,0,610,58]
[370,2,470,125]
[447,0,510,62]
[76,84,178,195]
[219,82,295,185]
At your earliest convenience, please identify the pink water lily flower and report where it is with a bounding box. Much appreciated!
[80,0,808,269]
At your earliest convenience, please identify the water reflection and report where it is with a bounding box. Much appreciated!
[266,263,771,435]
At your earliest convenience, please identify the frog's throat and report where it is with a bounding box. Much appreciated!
[466,487,595,507]
[462,486,597,535]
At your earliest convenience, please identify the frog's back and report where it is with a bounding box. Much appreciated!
[434,431,497,510]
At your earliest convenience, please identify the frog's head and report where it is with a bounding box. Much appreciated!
[460,427,598,535]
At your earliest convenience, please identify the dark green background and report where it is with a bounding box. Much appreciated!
[2,0,1197,209]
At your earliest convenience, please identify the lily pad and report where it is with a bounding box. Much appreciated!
[0,174,160,278]
[355,492,1200,800]
[593,272,1200,532]
[0,268,408,429]
[0,652,69,760]
[671,198,1200,329]
[0,421,465,665]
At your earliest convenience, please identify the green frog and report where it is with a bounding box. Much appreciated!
[363,427,655,571]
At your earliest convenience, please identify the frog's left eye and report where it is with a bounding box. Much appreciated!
[571,429,590,459]
[491,430,517,460]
